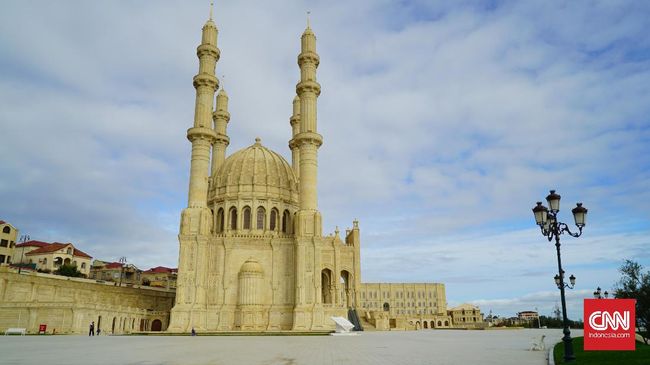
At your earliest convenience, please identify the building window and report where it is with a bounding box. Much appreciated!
[66,247,72,254]
[0,255,5,263]
[282,210,291,233]
[243,206,251,229]
[216,208,224,233]
[229,207,238,230]
[256,207,266,229]
[0,239,7,247]
[2,226,10,233]
[270,209,278,231]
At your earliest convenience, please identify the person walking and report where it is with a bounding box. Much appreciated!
[89,321,95,336]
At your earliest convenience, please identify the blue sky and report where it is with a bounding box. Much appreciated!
[1,0,649,320]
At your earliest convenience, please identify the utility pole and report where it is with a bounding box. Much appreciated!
[118,257,127,287]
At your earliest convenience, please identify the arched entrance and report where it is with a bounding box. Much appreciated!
[444,320,449,326]
[423,321,428,329]
[151,319,162,332]
[415,321,421,330]
[430,321,434,329]
[383,302,390,311]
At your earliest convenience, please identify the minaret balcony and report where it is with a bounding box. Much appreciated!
[293,132,323,147]
[196,44,220,59]
[296,80,321,95]
[187,127,217,143]
[298,51,320,66]
[193,73,218,89]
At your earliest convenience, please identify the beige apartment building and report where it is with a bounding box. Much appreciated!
[0,220,18,265]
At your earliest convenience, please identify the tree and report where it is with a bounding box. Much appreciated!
[614,260,650,344]
[55,263,83,278]
[553,303,561,320]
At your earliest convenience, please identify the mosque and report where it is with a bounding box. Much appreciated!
[168,9,453,332]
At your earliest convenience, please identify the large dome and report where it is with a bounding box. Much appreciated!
[209,138,298,204]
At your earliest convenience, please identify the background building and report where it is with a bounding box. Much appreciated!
[90,260,141,285]
[0,220,18,265]
[448,303,485,328]
[142,266,177,289]
[15,240,92,276]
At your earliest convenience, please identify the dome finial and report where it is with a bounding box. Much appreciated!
[255,137,261,145]
[306,11,311,29]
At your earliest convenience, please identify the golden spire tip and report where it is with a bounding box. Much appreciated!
[307,11,311,28]
[209,1,214,20]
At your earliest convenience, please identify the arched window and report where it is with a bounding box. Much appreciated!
[216,208,224,233]
[256,207,266,230]
[270,209,278,231]
[282,210,291,233]
[242,206,251,229]
[81,263,86,269]
[66,247,72,254]
[43,258,47,265]
[321,269,332,304]
[229,207,238,230]
[2,226,10,233]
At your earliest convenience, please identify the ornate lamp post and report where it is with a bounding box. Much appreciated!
[593,287,609,299]
[532,190,587,363]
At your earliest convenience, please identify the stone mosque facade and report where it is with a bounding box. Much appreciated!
[168,10,451,332]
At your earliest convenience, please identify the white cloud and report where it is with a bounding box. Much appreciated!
[0,1,648,315]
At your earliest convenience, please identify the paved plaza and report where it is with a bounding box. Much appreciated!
[1,328,583,365]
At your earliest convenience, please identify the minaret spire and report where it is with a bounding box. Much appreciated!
[294,20,322,235]
[211,79,230,175]
[209,1,214,20]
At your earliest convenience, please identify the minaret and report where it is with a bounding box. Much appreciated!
[294,21,323,237]
[211,86,230,175]
[292,17,323,331]
[187,11,220,208]
[169,6,220,333]
[288,95,300,179]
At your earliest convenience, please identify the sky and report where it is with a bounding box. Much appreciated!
[1,0,649,320]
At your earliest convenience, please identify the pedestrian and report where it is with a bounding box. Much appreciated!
[89,321,95,336]
[97,327,101,336]
[191,327,196,336]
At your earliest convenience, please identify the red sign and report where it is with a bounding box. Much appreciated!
[584,299,636,351]
[38,324,47,334]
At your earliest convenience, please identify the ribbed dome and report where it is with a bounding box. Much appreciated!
[240,258,263,274]
[210,138,298,204]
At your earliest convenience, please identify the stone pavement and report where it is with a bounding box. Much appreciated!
[1,328,583,365]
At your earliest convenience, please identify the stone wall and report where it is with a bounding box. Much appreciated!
[0,269,174,334]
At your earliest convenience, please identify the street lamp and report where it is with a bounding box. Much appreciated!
[532,190,587,363]
[593,287,609,299]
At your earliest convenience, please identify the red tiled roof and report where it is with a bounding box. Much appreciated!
[104,262,123,269]
[16,240,50,248]
[73,248,92,258]
[25,243,68,255]
[144,266,178,274]
[0,220,5,225]
[24,242,92,259]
